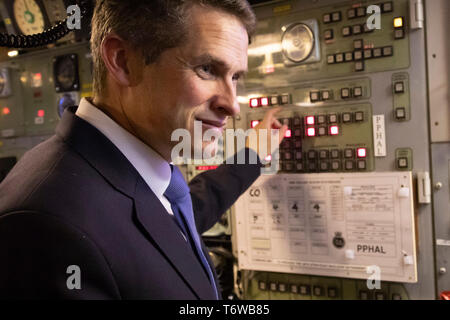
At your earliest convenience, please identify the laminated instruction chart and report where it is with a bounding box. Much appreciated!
[234,172,417,282]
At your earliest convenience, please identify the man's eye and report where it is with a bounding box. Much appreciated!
[232,73,241,81]
[196,64,215,79]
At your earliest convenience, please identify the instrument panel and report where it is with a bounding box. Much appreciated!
[231,0,436,300]
[0,0,447,301]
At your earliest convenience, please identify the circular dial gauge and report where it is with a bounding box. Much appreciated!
[13,0,45,35]
[281,23,315,63]
[55,56,76,91]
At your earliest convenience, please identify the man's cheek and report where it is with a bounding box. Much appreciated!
[183,80,214,106]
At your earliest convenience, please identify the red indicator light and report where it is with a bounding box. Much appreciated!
[250,98,260,108]
[357,148,367,158]
[285,129,292,138]
[261,97,269,106]
[251,120,260,128]
[37,109,45,117]
[195,166,219,171]
[264,65,275,74]
[2,107,10,115]
[306,116,315,125]
[306,127,316,137]
[330,125,339,136]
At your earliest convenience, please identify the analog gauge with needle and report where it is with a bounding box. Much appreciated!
[13,0,45,35]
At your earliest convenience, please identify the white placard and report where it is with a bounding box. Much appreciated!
[373,115,387,157]
[234,172,417,283]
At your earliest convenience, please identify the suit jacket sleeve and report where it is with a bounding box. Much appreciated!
[189,147,262,234]
[0,211,121,299]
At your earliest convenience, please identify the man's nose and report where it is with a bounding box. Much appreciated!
[211,79,240,117]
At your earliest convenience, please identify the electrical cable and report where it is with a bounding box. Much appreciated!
[0,0,91,48]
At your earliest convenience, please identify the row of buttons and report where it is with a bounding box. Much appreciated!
[342,23,374,37]
[310,87,363,102]
[259,281,339,298]
[348,2,393,20]
[328,46,394,64]
[323,2,393,25]
[310,90,331,102]
[323,11,342,24]
[324,24,373,42]
[280,148,368,161]
[280,159,368,172]
[249,94,290,108]
[342,87,363,99]
[360,290,402,300]
[259,281,402,299]
[268,112,365,135]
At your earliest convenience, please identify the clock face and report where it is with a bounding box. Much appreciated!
[281,23,315,63]
[13,0,45,35]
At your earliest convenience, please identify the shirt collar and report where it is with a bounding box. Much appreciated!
[75,98,171,199]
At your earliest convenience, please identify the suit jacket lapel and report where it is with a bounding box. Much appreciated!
[134,178,217,299]
[56,106,217,300]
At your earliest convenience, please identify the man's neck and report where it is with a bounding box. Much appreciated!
[90,96,172,162]
[91,96,136,137]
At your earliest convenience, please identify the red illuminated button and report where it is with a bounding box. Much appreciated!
[195,166,219,171]
[2,107,10,115]
[251,120,260,128]
[37,109,45,117]
[261,97,269,107]
[305,116,315,125]
[250,98,260,108]
[306,127,316,137]
[329,125,339,136]
[285,129,292,138]
[440,291,450,300]
[357,148,367,158]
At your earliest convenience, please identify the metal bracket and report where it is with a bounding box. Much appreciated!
[410,0,424,29]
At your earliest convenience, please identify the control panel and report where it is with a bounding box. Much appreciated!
[0,42,92,182]
[0,0,447,300]
[245,0,409,90]
[232,0,435,300]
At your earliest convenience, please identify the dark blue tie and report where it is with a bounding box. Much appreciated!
[164,165,219,299]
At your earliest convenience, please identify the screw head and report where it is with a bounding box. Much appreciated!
[439,267,447,274]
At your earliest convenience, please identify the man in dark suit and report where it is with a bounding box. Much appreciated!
[0,1,287,299]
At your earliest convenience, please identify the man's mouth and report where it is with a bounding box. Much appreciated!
[196,118,227,130]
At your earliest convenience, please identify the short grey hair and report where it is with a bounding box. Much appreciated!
[90,0,256,96]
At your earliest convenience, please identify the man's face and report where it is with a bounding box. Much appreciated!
[126,5,249,161]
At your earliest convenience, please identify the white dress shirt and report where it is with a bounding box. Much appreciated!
[75,97,175,216]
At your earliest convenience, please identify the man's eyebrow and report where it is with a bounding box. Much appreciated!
[191,53,248,75]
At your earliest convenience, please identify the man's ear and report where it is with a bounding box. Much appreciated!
[100,33,143,87]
